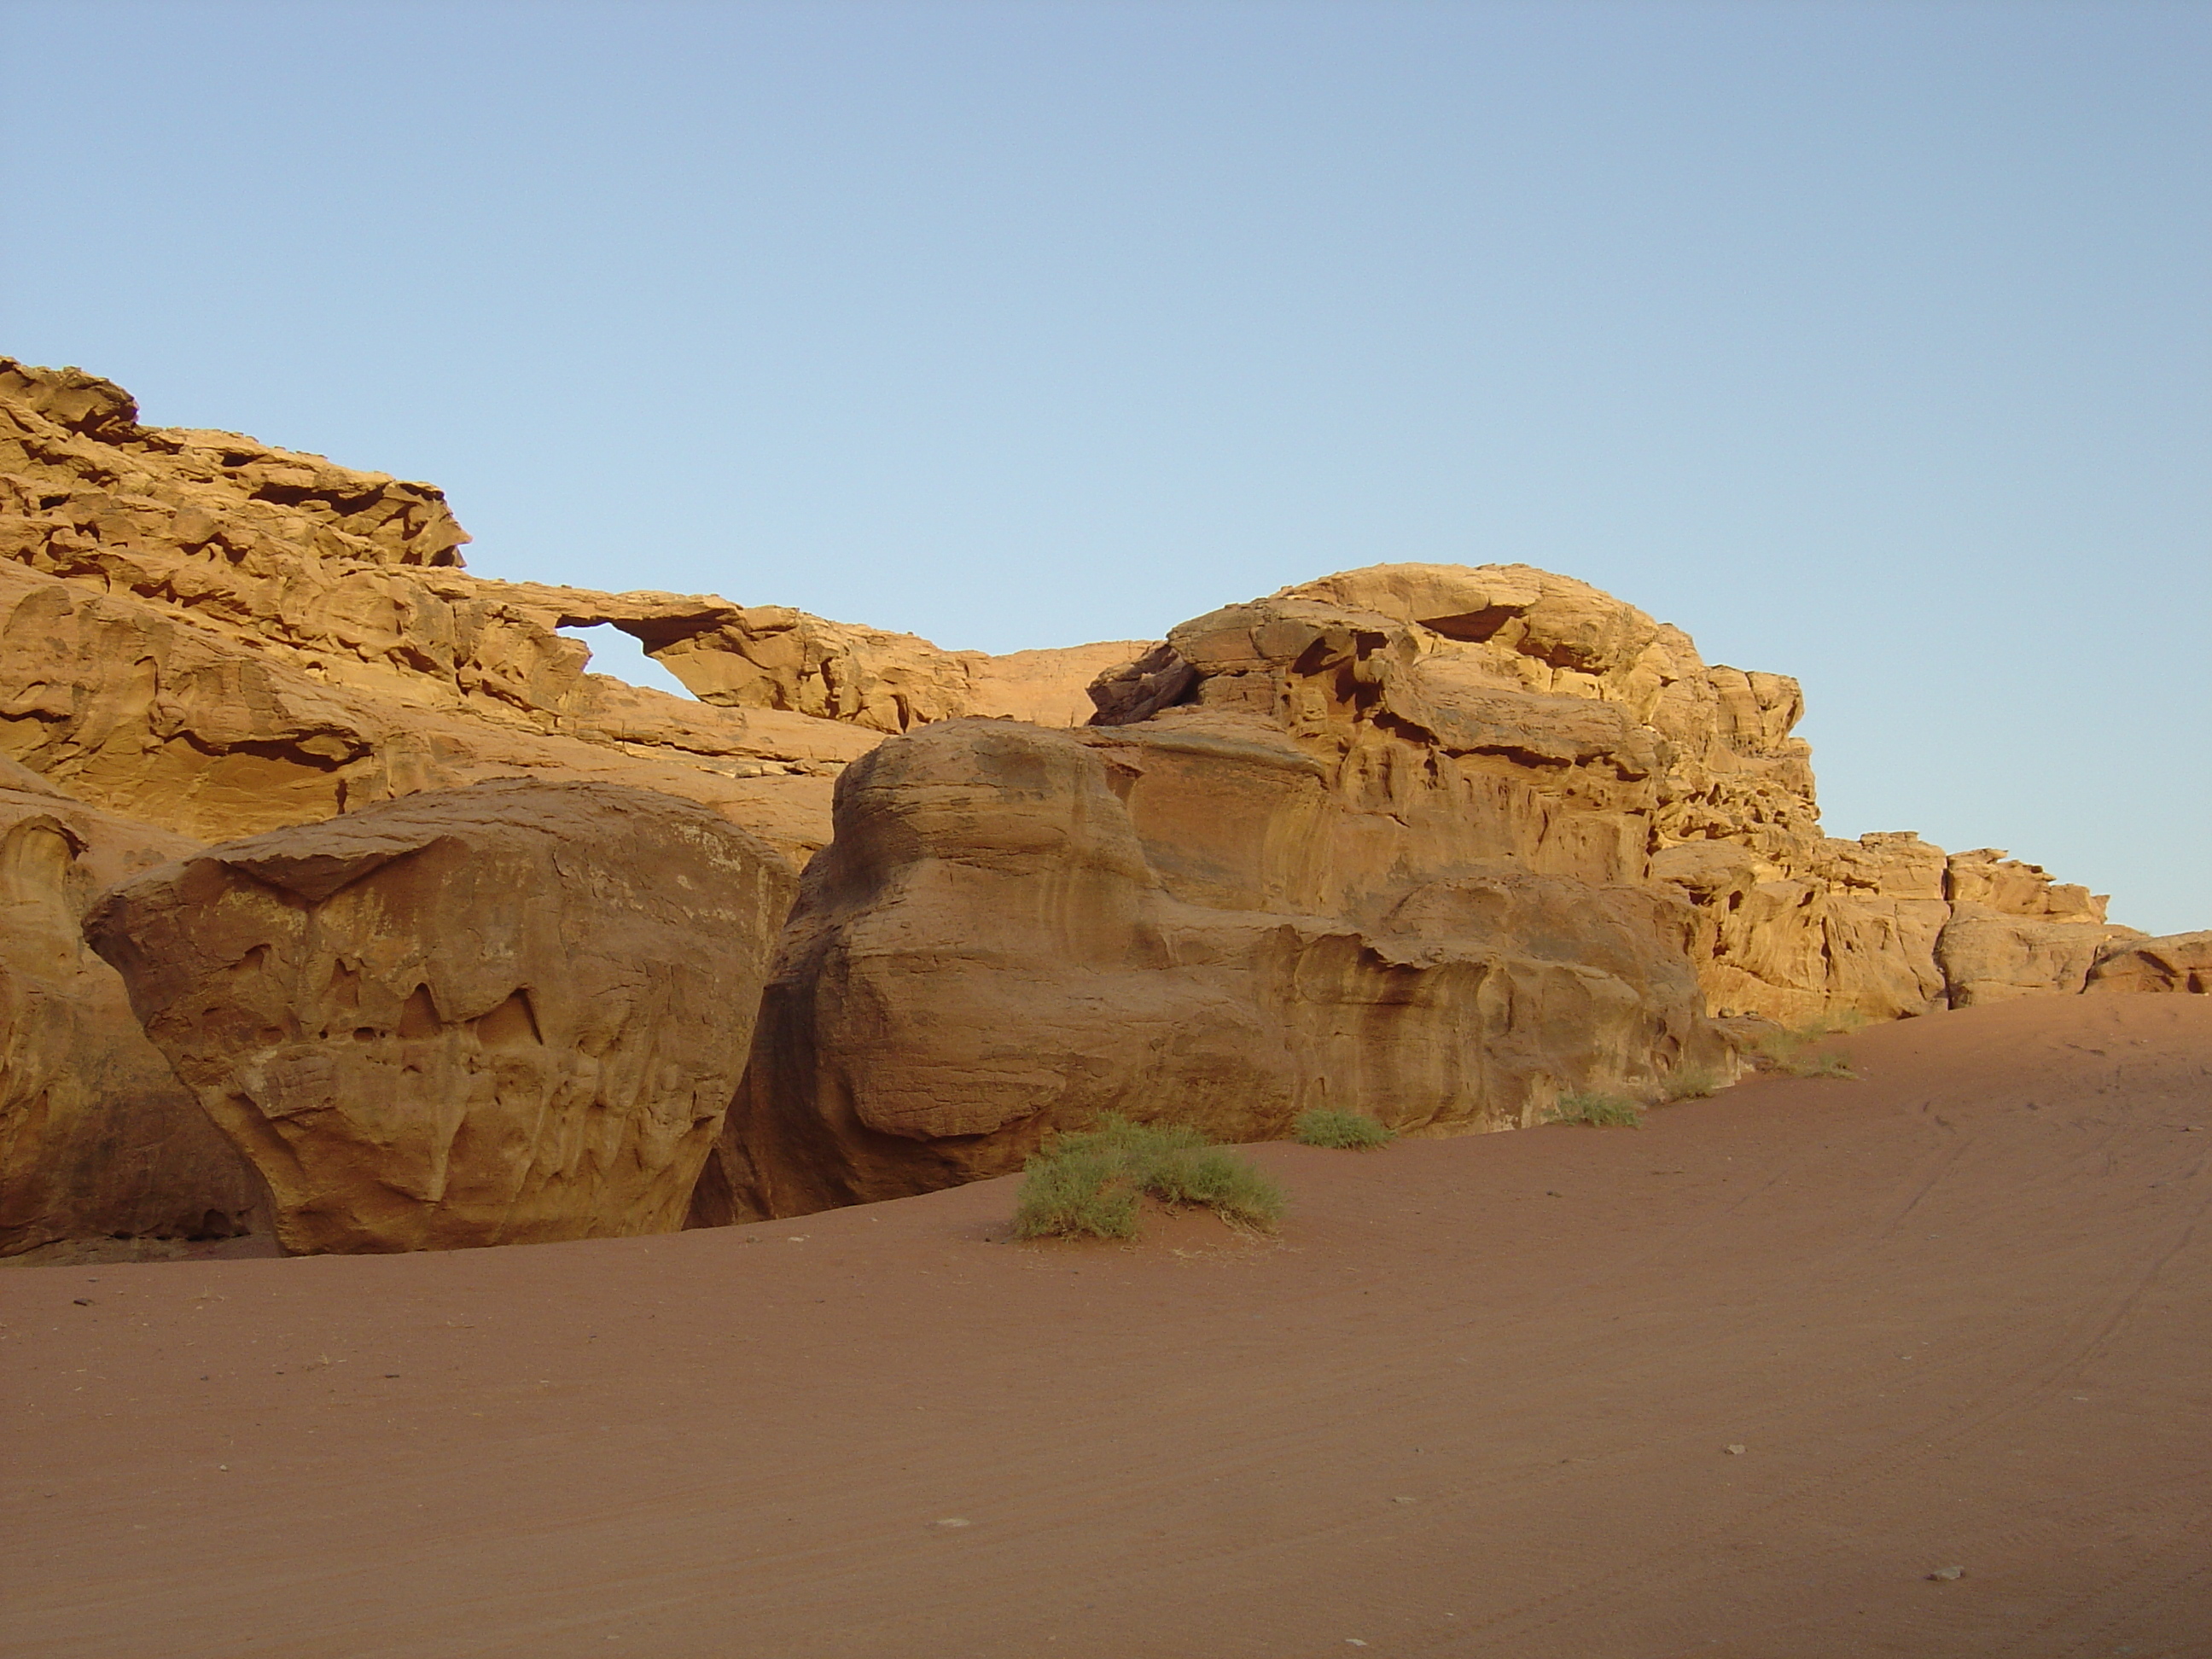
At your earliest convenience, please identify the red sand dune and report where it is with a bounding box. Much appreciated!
[4,995,2208,1658]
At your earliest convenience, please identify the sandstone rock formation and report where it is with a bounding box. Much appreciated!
[713,560,2166,1226]
[567,588,1148,735]
[0,358,1137,868]
[5,355,2182,1252]
[1935,848,2138,1007]
[713,652,1733,1218]
[86,781,793,1254]
[2085,931,2212,996]
[1092,562,2052,1027]
[1,773,265,1256]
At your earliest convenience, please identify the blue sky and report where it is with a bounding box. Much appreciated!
[5,1,2205,930]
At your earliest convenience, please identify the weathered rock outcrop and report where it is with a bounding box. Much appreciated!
[1653,831,1954,1023]
[1098,560,2136,1025]
[1093,562,1991,1025]
[1935,849,2138,1007]
[1,774,265,1255]
[709,716,1726,1220]
[0,359,1138,865]
[0,361,877,863]
[86,781,793,1254]
[574,591,1148,735]
[705,560,2175,1220]
[7,357,2179,1253]
[2085,932,2212,996]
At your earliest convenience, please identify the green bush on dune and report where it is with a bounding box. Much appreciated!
[1551,1090,1645,1128]
[1012,1115,1285,1240]
[1752,1014,1862,1080]
[1659,1065,1725,1102]
[1292,1108,1396,1150]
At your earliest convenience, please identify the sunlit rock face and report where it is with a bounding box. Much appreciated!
[2085,931,2212,997]
[713,568,1745,1219]
[4,354,2168,1252]
[0,357,1133,868]
[709,561,2161,1221]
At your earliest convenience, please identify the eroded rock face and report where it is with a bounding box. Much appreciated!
[86,781,793,1254]
[715,704,1728,1220]
[1935,849,2137,1008]
[0,361,879,861]
[2085,932,2212,995]
[1091,562,1970,1024]
[7,355,2174,1249]
[0,358,1121,864]
[1,777,265,1255]
[1092,560,2128,1025]
[713,559,2174,1220]
[1653,832,1953,1024]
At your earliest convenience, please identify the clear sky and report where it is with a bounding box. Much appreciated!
[5,1,2205,931]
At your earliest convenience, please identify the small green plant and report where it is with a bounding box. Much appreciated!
[1010,1146,1141,1239]
[1552,1090,1644,1128]
[1751,1016,1862,1080]
[1659,1065,1725,1102]
[1011,1115,1285,1240]
[1292,1108,1395,1150]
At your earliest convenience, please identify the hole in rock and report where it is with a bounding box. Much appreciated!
[396,984,442,1039]
[1417,604,1520,643]
[474,988,544,1049]
[559,625,696,700]
[324,960,363,1010]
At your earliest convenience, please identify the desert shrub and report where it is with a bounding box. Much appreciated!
[1751,1017,1861,1080]
[1010,1148,1141,1239]
[1552,1090,1644,1128]
[1293,1108,1395,1150]
[1780,1049,1858,1080]
[1144,1144,1286,1230]
[1660,1066,1725,1102]
[1011,1115,1284,1240]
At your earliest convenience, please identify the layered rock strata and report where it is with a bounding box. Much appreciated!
[86,781,793,1254]
[1,767,265,1255]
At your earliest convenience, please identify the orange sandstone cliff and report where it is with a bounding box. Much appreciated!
[0,358,2176,1253]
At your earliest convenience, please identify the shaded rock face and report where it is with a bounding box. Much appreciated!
[715,711,1729,1220]
[86,782,794,1254]
[0,777,266,1255]
[2085,932,2212,996]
